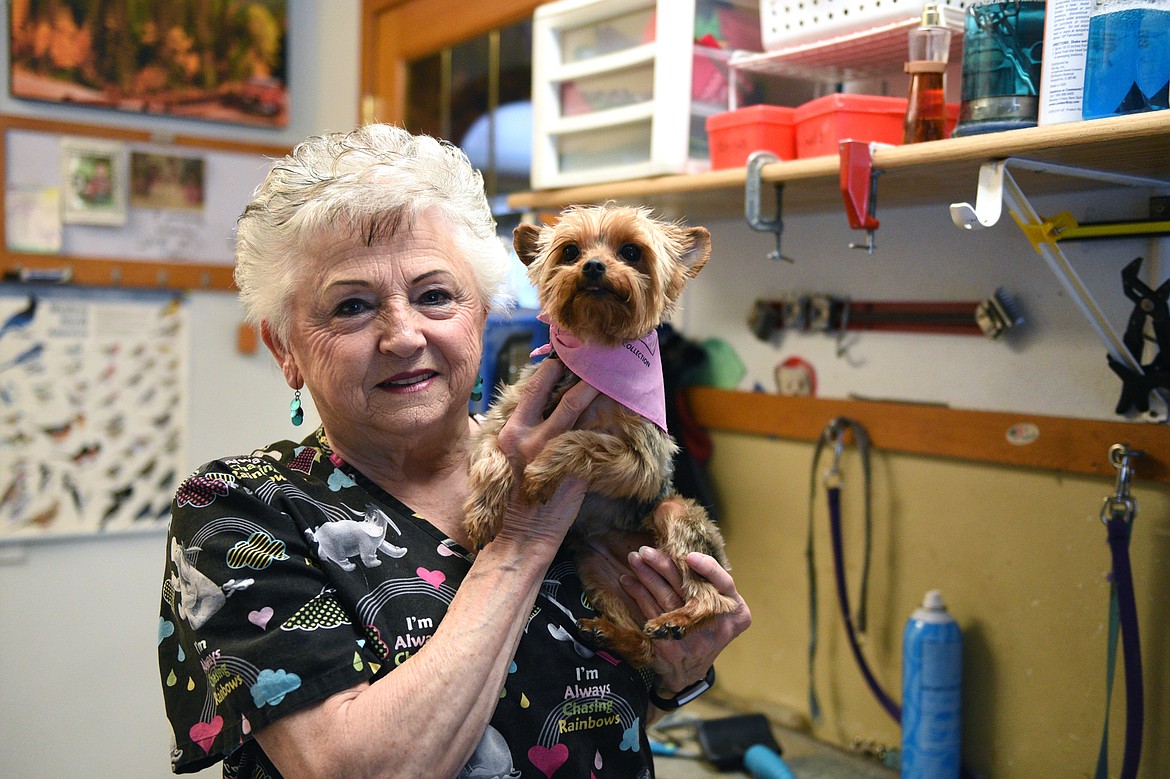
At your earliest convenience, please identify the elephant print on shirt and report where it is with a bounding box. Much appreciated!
[169,537,253,629]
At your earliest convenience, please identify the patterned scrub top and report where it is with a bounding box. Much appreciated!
[158,426,656,778]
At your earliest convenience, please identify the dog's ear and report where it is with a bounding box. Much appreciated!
[679,226,711,278]
[513,223,543,267]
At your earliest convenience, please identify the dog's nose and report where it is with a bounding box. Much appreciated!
[582,259,606,279]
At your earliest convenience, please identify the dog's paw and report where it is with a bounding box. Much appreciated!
[521,467,561,505]
[463,501,503,550]
[644,617,686,640]
[576,617,608,644]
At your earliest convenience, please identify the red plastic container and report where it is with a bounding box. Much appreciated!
[793,93,959,158]
[706,105,796,170]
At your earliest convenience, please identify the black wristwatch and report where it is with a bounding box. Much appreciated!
[647,666,715,710]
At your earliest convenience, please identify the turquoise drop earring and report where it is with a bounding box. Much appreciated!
[290,389,304,426]
[471,375,484,403]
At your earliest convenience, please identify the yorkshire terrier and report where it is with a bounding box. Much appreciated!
[463,203,735,667]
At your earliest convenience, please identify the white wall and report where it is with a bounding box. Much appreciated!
[0,2,353,777]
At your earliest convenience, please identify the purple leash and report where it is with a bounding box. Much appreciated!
[1095,445,1144,779]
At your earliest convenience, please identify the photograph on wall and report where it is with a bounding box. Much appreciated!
[130,151,205,212]
[0,287,186,541]
[60,136,127,226]
[8,0,289,128]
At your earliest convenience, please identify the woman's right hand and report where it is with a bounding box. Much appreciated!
[492,358,598,549]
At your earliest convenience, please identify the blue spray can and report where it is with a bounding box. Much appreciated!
[901,589,962,778]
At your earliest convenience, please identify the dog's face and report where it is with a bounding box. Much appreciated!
[514,205,710,347]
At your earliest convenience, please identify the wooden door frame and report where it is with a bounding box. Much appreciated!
[360,0,544,125]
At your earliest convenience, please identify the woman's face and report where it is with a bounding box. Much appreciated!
[277,210,488,455]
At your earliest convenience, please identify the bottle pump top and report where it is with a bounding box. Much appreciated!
[905,4,951,74]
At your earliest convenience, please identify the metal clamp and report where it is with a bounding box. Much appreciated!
[745,151,794,262]
[840,141,881,253]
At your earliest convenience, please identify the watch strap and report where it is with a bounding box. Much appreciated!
[647,665,715,710]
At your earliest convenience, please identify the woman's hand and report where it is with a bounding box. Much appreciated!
[492,358,599,549]
[622,546,752,698]
[497,358,598,465]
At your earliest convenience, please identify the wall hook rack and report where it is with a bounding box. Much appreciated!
[745,151,794,262]
[950,156,1170,419]
[840,140,881,254]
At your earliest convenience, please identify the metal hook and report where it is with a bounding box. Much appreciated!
[950,160,1008,230]
[823,418,847,488]
[834,298,853,358]
[1101,443,1142,524]
[745,151,794,262]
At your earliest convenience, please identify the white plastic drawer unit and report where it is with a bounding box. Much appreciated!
[530,0,755,189]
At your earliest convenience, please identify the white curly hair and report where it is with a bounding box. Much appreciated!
[234,123,512,347]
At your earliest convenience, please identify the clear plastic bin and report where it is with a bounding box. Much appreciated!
[559,7,655,64]
[531,0,760,189]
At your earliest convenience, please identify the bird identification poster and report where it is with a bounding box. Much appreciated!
[0,286,186,540]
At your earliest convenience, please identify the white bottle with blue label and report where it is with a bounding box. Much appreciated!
[901,589,962,779]
[1082,0,1170,119]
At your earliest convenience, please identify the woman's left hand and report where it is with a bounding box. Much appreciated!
[622,546,752,699]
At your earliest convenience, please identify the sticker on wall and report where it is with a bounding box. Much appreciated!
[1005,422,1040,446]
[775,356,817,397]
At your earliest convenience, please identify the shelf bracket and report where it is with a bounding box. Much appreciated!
[839,141,881,254]
[745,151,794,262]
[950,157,1170,417]
[949,158,1169,231]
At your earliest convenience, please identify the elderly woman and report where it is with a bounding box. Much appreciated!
[158,124,750,778]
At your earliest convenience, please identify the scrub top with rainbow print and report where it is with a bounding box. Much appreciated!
[158,426,656,778]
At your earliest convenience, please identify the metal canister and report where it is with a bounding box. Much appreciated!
[953,0,1047,136]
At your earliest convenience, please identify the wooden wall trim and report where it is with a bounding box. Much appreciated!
[0,114,291,157]
[686,387,1170,485]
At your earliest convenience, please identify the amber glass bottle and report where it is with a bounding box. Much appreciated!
[903,5,952,143]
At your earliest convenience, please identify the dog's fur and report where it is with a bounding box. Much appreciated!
[463,204,735,667]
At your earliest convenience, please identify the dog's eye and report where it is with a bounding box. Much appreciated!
[618,243,642,264]
[561,244,580,263]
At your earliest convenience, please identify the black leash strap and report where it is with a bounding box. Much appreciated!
[807,417,899,723]
[1095,445,1144,779]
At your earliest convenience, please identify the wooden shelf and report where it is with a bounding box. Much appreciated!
[686,387,1170,485]
[508,111,1170,218]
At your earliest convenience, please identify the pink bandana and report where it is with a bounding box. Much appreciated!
[531,315,668,432]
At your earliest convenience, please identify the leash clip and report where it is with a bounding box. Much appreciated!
[1101,444,1142,525]
[823,418,847,489]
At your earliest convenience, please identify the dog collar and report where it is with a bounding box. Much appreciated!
[532,316,668,433]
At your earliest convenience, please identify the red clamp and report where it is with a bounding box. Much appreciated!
[839,140,880,253]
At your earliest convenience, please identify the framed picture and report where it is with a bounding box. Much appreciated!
[60,136,127,226]
[130,151,206,212]
[8,1,288,128]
